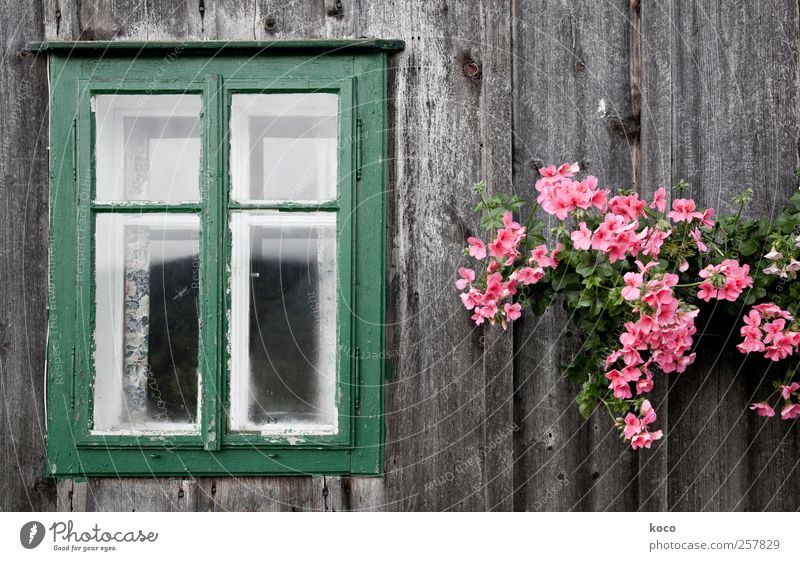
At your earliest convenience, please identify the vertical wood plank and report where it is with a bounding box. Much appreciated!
[356,0,515,511]
[0,0,55,512]
[666,0,800,511]
[81,478,200,511]
[44,0,78,40]
[194,477,345,512]
[63,0,205,41]
[479,0,516,512]
[511,0,639,511]
[637,0,674,512]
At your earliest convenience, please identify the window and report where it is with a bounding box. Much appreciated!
[42,40,402,476]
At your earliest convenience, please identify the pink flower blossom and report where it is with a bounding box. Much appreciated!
[780,403,800,420]
[690,228,707,252]
[640,400,657,425]
[455,267,475,290]
[667,198,704,223]
[530,244,560,269]
[700,208,715,228]
[504,302,522,321]
[650,187,667,212]
[605,369,633,399]
[642,229,670,257]
[609,194,647,221]
[570,222,592,250]
[467,237,487,259]
[623,413,641,439]
[630,430,663,450]
[749,403,776,418]
[621,272,644,301]
[512,267,544,285]
[535,164,607,219]
[780,383,800,400]
[752,303,793,321]
[621,400,663,449]
[697,260,752,302]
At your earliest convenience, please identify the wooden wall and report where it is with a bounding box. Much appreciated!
[1,0,799,511]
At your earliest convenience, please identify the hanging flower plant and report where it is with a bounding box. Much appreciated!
[457,163,800,449]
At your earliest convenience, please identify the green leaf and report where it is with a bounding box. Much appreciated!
[739,238,758,256]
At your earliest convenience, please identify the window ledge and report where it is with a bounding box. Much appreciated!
[28,39,405,55]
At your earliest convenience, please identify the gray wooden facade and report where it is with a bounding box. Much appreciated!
[2,0,799,511]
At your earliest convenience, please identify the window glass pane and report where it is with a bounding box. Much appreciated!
[94,214,200,432]
[95,94,201,202]
[230,212,337,434]
[230,93,338,202]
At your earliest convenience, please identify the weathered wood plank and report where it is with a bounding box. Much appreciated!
[357,0,516,511]
[56,479,88,512]
[511,0,639,511]
[54,0,205,41]
[0,0,55,512]
[479,0,515,512]
[637,0,674,512]
[665,0,800,511]
[194,476,344,512]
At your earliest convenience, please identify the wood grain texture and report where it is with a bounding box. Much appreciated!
[7,0,797,511]
[637,0,673,512]
[0,0,54,512]
[511,0,639,511]
[356,0,515,511]
[663,0,800,512]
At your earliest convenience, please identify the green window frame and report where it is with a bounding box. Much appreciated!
[39,40,402,477]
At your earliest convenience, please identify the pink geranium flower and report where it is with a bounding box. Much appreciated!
[570,222,592,250]
[621,272,644,301]
[467,237,486,259]
[690,228,707,252]
[780,403,800,420]
[455,267,475,290]
[623,413,641,439]
[700,208,715,228]
[649,187,666,212]
[512,267,544,285]
[667,198,704,223]
[749,403,776,417]
[630,430,663,450]
[780,382,800,400]
[504,302,522,321]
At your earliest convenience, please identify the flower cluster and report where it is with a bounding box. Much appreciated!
[750,381,800,421]
[620,400,663,449]
[458,162,800,450]
[697,260,753,302]
[737,303,800,360]
[762,238,800,279]
[605,268,699,404]
[458,211,559,329]
[535,163,608,219]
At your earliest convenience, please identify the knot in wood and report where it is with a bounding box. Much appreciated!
[462,60,481,79]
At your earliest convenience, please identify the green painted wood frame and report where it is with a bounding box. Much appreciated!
[44,42,401,477]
